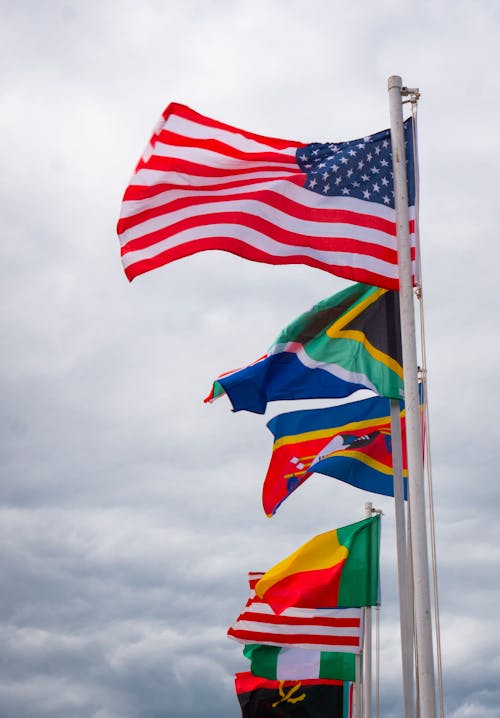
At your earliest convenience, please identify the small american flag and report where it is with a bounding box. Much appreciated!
[117,103,416,288]
[227,572,364,653]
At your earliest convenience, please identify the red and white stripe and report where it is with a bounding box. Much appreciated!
[117,103,414,288]
[227,572,364,653]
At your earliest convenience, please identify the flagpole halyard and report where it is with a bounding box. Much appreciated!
[388,74,437,718]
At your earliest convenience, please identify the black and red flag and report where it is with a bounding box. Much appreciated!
[235,671,349,718]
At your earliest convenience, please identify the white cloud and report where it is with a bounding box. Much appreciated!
[1,1,499,716]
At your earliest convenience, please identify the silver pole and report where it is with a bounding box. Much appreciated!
[390,399,415,717]
[363,502,373,718]
[354,653,362,718]
[387,75,436,718]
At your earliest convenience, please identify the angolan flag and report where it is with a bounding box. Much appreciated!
[117,103,416,288]
[235,672,350,718]
[227,572,363,653]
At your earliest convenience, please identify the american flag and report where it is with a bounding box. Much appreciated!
[117,103,416,288]
[227,572,364,653]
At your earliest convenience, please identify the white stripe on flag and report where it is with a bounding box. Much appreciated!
[227,572,364,653]
[277,648,321,680]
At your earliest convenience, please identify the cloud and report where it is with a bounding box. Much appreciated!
[2,1,499,716]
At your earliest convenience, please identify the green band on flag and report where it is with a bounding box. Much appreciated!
[243,644,356,682]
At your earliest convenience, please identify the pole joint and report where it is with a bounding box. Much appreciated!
[401,86,420,107]
[401,86,420,99]
[418,366,427,382]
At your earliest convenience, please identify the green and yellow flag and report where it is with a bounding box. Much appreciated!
[255,516,380,614]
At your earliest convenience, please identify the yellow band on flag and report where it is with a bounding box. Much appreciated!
[255,529,348,598]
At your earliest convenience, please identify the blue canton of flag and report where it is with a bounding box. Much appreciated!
[296,118,414,208]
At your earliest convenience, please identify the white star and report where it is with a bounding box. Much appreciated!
[363,189,371,199]
[361,173,369,182]
[341,187,350,195]
[366,152,373,162]
[381,177,389,186]
[352,181,360,188]
[380,158,389,167]
[340,156,348,165]
[312,149,320,156]
[382,139,389,148]
[372,182,380,192]
[347,168,353,178]
[331,164,339,173]
[318,162,326,169]
[323,183,330,193]
[348,149,357,157]
[357,143,365,149]
[322,171,329,180]
[308,178,318,189]
[375,146,381,155]
[383,195,390,204]
[371,166,380,174]
[358,160,364,170]
[335,176,342,186]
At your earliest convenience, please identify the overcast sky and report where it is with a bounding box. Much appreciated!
[2,1,500,717]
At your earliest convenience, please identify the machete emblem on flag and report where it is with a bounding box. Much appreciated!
[272,681,306,707]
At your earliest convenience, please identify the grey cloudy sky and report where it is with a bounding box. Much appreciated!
[2,1,500,716]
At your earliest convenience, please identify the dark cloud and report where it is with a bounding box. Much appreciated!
[1,1,499,717]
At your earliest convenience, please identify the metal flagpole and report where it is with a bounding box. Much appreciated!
[354,653,362,718]
[387,75,437,718]
[362,502,373,718]
[390,399,415,717]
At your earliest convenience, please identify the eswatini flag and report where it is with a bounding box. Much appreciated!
[255,516,380,615]
[235,671,350,718]
[205,283,403,414]
[117,103,416,288]
[263,395,408,517]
